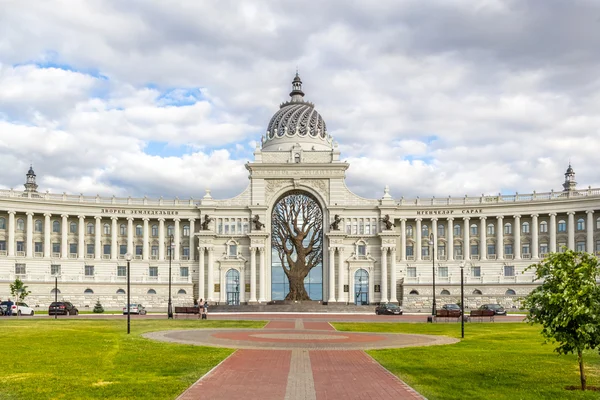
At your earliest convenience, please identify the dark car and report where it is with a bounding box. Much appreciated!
[375,303,403,315]
[441,303,462,315]
[49,301,79,316]
[479,304,506,315]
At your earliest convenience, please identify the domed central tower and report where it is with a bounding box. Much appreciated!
[262,73,333,152]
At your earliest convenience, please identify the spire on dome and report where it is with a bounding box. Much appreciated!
[562,163,577,192]
[24,164,39,194]
[289,72,305,102]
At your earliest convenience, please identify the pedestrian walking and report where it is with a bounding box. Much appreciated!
[202,301,208,320]
[6,298,13,316]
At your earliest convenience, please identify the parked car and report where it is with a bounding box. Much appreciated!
[375,303,403,315]
[479,304,507,315]
[49,301,79,316]
[441,303,462,315]
[123,304,146,315]
[0,301,34,316]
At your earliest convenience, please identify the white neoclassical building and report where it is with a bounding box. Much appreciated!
[1,74,599,311]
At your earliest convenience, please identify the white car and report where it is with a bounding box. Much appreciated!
[123,303,146,315]
[8,302,35,316]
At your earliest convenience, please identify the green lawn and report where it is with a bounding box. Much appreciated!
[332,322,600,400]
[1,319,265,400]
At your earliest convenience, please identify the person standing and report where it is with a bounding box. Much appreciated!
[6,298,13,316]
[202,301,208,320]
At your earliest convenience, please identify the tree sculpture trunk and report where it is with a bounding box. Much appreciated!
[578,350,586,390]
[272,191,323,301]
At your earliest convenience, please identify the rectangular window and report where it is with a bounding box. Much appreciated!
[470,244,479,256]
[230,221,235,234]
[237,220,242,234]
[0,240,5,251]
[183,246,189,257]
[365,223,371,235]
[454,244,463,256]
[104,244,111,255]
[149,266,158,277]
[504,265,515,277]
[51,264,61,275]
[85,265,94,276]
[358,244,366,256]
[120,245,127,255]
[407,266,416,277]
[539,243,548,255]
[52,242,60,253]
[438,266,448,278]
[522,243,530,255]
[15,263,26,275]
[372,222,377,234]
[229,244,237,257]
[180,267,189,277]
[69,243,77,254]
[70,222,77,233]
[359,220,364,235]
[16,241,24,252]
[437,245,446,256]
[243,221,249,234]
[117,266,126,277]
[576,241,586,252]
[352,221,358,235]
[35,242,43,253]
[151,246,158,257]
[596,240,600,253]
[87,244,94,255]
[471,266,481,277]
[406,245,414,256]
[218,221,223,234]
[504,244,513,255]
[135,245,142,256]
[487,244,496,255]
[558,242,566,252]
[422,246,430,257]
[224,223,229,234]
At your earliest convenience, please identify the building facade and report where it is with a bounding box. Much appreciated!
[1,75,599,311]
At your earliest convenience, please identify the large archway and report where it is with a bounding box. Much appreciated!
[271,190,323,301]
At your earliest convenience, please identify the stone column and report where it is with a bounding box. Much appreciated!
[111,217,118,259]
[479,216,486,260]
[431,218,438,260]
[142,218,149,260]
[390,248,397,303]
[447,217,454,261]
[158,218,165,261]
[338,246,345,303]
[400,219,406,261]
[127,217,134,255]
[567,212,575,250]
[531,214,539,259]
[415,218,422,261]
[7,211,15,256]
[380,247,388,303]
[586,210,594,253]
[44,213,51,257]
[328,247,336,303]
[95,216,102,259]
[549,213,557,253]
[173,218,180,261]
[207,248,214,302]
[77,216,85,259]
[259,247,266,302]
[61,214,68,259]
[188,219,195,261]
[26,212,33,257]
[249,247,257,302]
[496,216,504,259]
[239,267,245,304]
[463,217,470,261]
[514,215,521,259]
[198,247,205,300]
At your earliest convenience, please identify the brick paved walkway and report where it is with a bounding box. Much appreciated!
[153,317,460,400]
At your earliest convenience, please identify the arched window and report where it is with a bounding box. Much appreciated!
[409,289,419,295]
[35,220,43,232]
[0,217,5,229]
[504,223,512,234]
[50,288,60,294]
[472,289,482,295]
[120,224,126,235]
[522,222,530,234]
[505,289,516,296]
[84,288,94,294]
[167,225,174,236]
[487,223,495,235]
[440,289,450,295]
[406,225,413,238]
[135,225,143,236]
[87,223,94,235]
[70,222,77,233]
[539,221,548,233]
[470,224,478,235]
[577,218,585,231]
[147,289,156,295]
[116,289,126,294]
[437,224,445,237]
[151,225,158,236]
[177,289,187,295]
[453,224,461,236]
[103,224,110,235]
[558,220,566,232]
[183,225,190,237]
[17,218,24,231]
[596,217,600,230]
[53,220,60,232]
[422,225,429,237]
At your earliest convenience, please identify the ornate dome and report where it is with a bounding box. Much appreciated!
[262,73,333,152]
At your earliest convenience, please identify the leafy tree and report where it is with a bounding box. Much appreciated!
[271,191,323,300]
[9,278,31,315]
[93,299,104,313]
[523,250,600,390]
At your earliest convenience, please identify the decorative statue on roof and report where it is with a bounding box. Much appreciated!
[380,214,395,230]
[201,214,213,231]
[252,214,265,230]
[330,214,342,231]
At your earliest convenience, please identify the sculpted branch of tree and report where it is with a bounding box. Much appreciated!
[272,193,323,301]
[523,249,600,391]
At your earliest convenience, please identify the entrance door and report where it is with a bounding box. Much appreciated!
[354,269,369,305]
[226,269,240,306]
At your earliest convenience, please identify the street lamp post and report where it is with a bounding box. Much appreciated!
[54,275,58,320]
[460,261,465,338]
[429,233,437,316]
[126,253,132,334]
[168,235,174,319]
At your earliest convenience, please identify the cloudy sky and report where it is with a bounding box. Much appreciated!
[1,0,599,201]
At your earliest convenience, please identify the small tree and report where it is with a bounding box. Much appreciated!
[9,278,31,315]
[523,250,600,390]
[93,299,104,313]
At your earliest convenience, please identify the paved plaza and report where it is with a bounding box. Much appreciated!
[144,316,462,399]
